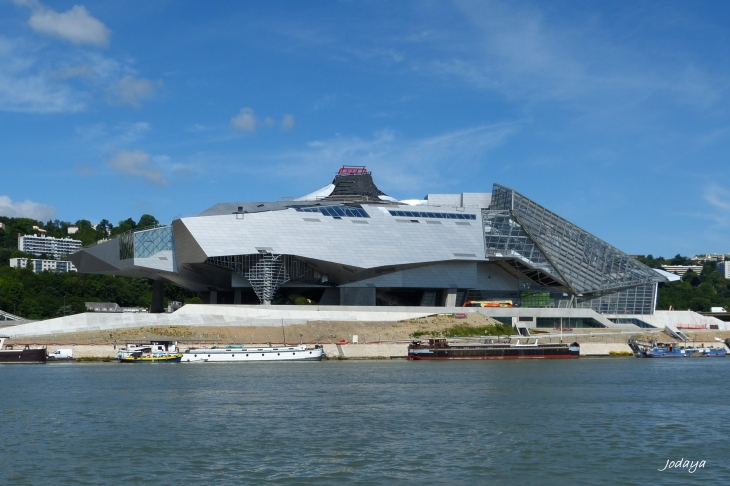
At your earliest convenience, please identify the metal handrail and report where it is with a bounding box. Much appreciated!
[0,310,23,321]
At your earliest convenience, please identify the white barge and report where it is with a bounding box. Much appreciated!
[182,344,325,362]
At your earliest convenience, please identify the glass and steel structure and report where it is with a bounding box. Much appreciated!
[484,184,662,314]
[119,226,174,260]
[207,253,320,304]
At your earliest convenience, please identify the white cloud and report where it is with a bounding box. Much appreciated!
[231,107,257,132]
[74,162,95,175]
[52,65,94,79]
[18,2,111,47]
[106,150,167,186]
[259,123,519,195]
[431,0,720,109]
[704,185,730,213]
[231,109,296,132]
[281,114,295,130]
[0,34,146,113]
[106,76,161,108]
[116,121,151,143]
[0,37,88,113]
[0,195,56,221]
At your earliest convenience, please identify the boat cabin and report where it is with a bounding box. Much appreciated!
[123,340,178,354]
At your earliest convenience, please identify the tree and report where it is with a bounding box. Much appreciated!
[97,219,113,234]
[137,214,159,228]
[71,220,102,247]
[111,218,136,236]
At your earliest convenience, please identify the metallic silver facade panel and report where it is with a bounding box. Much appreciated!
[179,204,484,269]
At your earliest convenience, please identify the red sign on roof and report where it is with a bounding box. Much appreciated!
[338,166,368,175]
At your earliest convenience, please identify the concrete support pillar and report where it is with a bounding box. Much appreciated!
[340,287,376,306]
[444,288,457,308]
[210,290,218,305]
[151,280,164,313]
[234,289,242,305]
[319,287,340,305]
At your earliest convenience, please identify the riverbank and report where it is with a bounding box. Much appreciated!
[32,341,680,359]
[6,313,730,359]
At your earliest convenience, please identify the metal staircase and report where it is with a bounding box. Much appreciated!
[0,310,24,321]
[245,252,290,304]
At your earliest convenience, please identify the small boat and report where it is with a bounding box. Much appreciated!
[0,336,46,364]
[407,338,579,360]
[182,344,325,362]
[116,341,183,363]
[642,343,727,358]
[117,351,183,363]
[642,343,686,358]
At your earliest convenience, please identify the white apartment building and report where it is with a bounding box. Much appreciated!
[661,265,704,276]
[18,234,82,258]
[718,262,730,279]
[9,258,77,274]
[691,253,729,262]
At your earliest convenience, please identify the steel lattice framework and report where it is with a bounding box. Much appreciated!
[488,184,659,295]
[206,253,317,304]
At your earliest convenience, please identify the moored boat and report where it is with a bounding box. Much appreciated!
[642,343,727,358]
[0,336,46,364]
[117,352,183,363]
[182,344,325,362]
[116,341,183,363]
[407,338,579,360]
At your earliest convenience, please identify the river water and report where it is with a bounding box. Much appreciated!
[1,359,729,484]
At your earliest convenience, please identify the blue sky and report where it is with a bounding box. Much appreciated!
[1,0,729,257]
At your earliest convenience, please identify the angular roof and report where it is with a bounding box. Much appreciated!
[488,184,663,294]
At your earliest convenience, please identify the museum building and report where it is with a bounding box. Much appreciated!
[71,167,665,321]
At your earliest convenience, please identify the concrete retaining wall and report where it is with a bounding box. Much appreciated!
[637,311,727,331]
[0,303,632,339]
[0,305,441,338]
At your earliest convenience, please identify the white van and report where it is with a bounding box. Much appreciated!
[48,349,73,359]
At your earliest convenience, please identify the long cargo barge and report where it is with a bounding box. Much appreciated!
[407,338,579,360]
[0,336,46,364]
[182,344,325,362]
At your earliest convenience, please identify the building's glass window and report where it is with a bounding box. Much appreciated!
[387,210,476,220]
[119,226,173,260]
[134,226,174,258]
[295,206,370,218]
[536,317,606,329]
[608,317,655,328]
[577,283,657,315]
[119,232,134,260]
[482,210,563,284]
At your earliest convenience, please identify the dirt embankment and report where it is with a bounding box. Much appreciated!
[7,313,730,348]
[7,313,506,345]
